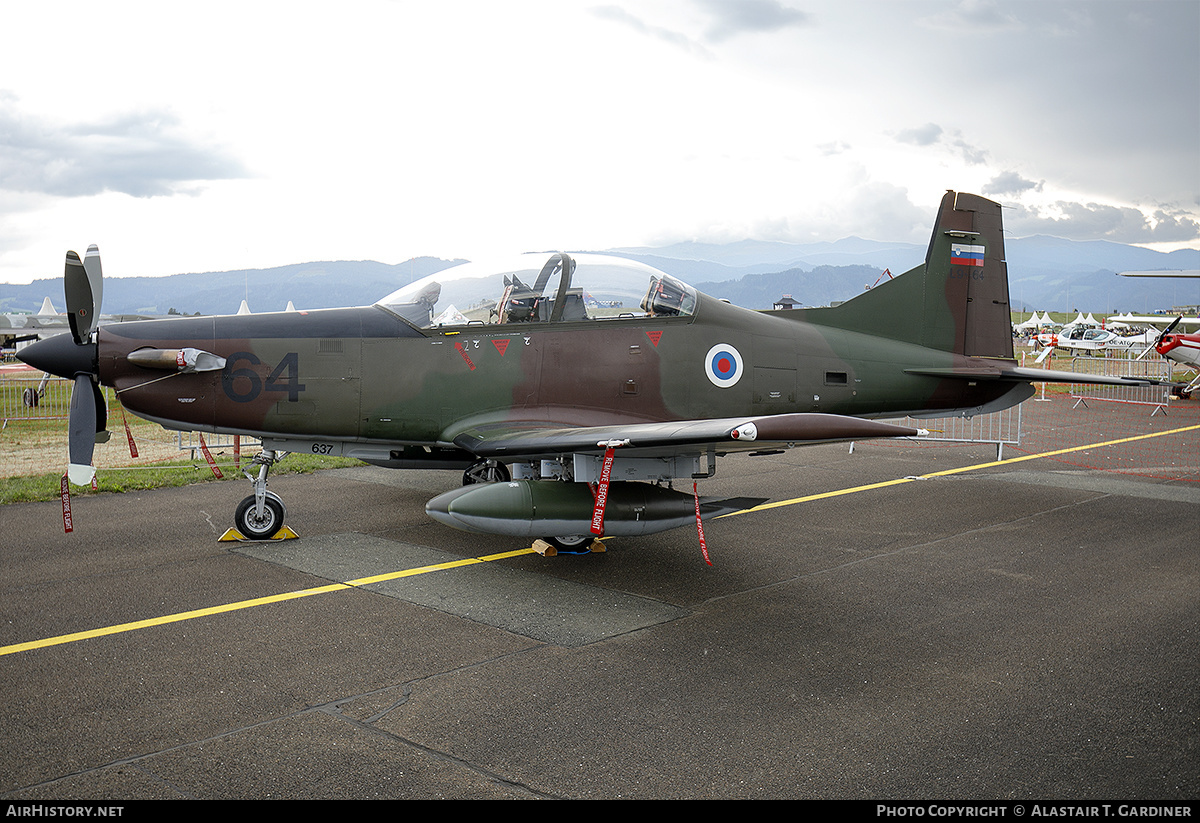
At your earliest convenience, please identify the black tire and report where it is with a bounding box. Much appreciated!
[463,459,510,485]
[544,534,593,553]
[235,495,284,540]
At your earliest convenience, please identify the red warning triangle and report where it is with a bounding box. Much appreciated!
[493,339,510,356]
[646,330,663,347]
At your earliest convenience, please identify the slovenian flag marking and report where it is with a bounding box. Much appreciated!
[951,243,985,267]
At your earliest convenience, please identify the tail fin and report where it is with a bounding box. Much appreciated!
[802,191,1014,359]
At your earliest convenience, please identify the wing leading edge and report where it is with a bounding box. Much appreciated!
[450,412,922,460]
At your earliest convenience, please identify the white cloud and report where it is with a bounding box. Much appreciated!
[982,171,1043,197]
[917,0,1024,34]
[694,0,813,42]
[0,0,1194,284]
[1007,200,1200,244]
[0,97,248,198]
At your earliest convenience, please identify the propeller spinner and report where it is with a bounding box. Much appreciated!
[1157,316,1182,350]
[1138,316,1182,361]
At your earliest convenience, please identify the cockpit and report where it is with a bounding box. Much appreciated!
[374,252,698,329]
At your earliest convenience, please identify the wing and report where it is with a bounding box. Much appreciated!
[449,412,922,460]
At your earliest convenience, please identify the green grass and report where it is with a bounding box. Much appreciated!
[3,374,366,504]
[0,453,363,505]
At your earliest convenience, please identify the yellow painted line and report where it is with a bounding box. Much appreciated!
[6,423,1197,658]
[920,423,1200,479]
[345,548,536,586]
[0,547,537,658]
[723,422,1200,517]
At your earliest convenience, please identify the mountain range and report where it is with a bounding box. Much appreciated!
[1,236,1196,318]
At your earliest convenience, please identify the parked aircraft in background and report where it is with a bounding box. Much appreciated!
[1147,318,1200,397]
[1033,325,1162,363]
[1,297,165,351]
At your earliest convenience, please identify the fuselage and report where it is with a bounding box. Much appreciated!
[97,291,1019,450]
[1157,332,1200,370]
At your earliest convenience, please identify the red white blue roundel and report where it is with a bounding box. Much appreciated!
[705,343,744,387]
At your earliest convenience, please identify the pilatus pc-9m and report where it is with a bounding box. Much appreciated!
[19,192,1148,548]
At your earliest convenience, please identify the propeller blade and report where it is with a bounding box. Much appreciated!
[84,244,104,310]
[1156,316,1182,348]
[92,377,108,435]
[1035,345,1054,364]
[67,375,104,486]
[64,246,103,345]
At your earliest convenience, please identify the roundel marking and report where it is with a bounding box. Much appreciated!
[704,343,744,387]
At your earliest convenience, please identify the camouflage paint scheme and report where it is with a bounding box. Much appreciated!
[100,192,1018,445]
[24,192,1145,541]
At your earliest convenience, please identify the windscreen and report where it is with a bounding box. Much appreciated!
[375,252,697,328]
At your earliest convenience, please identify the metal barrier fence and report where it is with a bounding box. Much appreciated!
[175,430,260,460]
[1,374,82,423]
[1065,356,1174,415]
[884,404,1022,459]
[2,374,260,477]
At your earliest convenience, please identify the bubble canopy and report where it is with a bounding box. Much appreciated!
[374,252,698,329]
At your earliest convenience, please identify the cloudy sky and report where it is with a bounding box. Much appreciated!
[1,0,1197,285]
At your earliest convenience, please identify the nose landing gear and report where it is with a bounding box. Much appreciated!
[231,450,289,540]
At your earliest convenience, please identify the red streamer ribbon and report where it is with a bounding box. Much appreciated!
[590,446,617,535]
[198,433,223,479]
[60,474,73,534]
[120,405,139,458]
[694,482,712,566]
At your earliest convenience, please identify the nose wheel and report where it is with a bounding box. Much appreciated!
[235,494,285,539]
[233,450,288,540]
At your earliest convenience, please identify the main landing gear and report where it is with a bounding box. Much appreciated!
[234,450,288,540]
[542,534,594,554]
[462,458,510,485]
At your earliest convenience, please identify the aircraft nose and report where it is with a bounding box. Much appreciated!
[16,332,98,378]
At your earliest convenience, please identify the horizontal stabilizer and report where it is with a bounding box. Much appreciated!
[906,366,1162,387]
[1000,366,1164,386]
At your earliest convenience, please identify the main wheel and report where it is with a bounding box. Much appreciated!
[544,534,593,554]
[235,495,284,540]
[463,459,510,485]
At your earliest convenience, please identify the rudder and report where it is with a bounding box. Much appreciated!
[922,190,1013,359]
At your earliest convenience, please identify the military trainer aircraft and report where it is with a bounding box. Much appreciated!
[18,191,1155,548]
